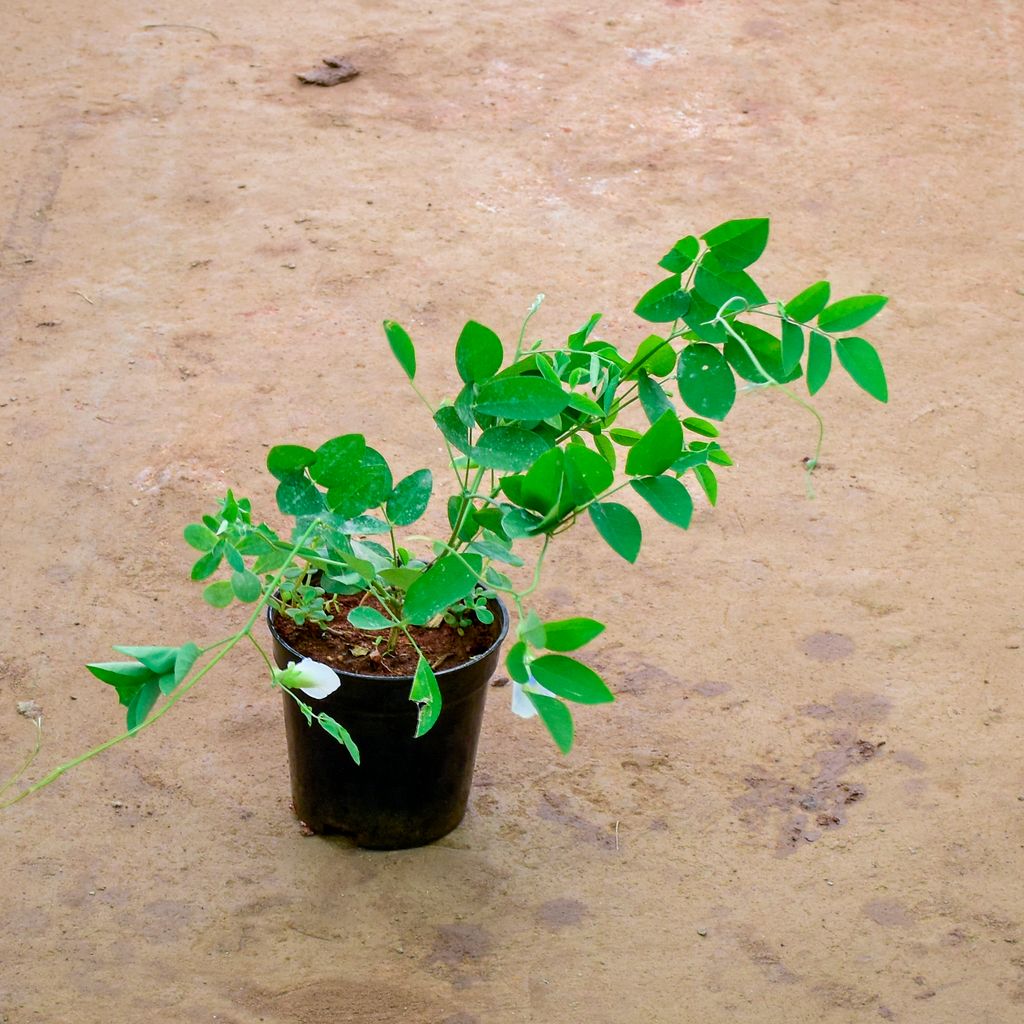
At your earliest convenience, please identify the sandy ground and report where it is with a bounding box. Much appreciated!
[2,1,1023,1021]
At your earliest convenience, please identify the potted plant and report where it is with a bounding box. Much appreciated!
[1,218,888,848]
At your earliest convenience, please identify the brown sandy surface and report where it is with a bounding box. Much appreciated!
[2,1,1022,1021]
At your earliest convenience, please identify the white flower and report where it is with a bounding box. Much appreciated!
[511,672,557,719]
[274,658,340,700]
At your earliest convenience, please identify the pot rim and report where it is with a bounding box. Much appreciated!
[266,596,510,683]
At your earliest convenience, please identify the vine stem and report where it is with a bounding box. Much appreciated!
[713,298,825,495]
[0,519,324,810]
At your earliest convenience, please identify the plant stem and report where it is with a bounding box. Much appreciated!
[0,519,323,810]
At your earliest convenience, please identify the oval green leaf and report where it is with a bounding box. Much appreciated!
[474,377,569,420]
[527,692,574,753]
[835,336,888,403]
[540,617,606,652]
[676,343,736,421]
[658,235,699,274]
[403,555,481,625]
[807,330,832,396]
[383,320,416,380]
[231,570,262,603]
[631,475,693,529]
[472,426,550,472]
[588,501,641,563]
[530,654,614,705]
[817,294,888,333]
[455,320,503,383]
[387,468,433,526]
[625,409,683,477]
[347,606,396,630]
[267,445,316,481]
[785,281,831,322]
[701,217,769,271]
[203,580,234,608]
[633,275,691,324]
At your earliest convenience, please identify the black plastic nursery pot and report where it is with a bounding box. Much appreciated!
[267,601,509,850]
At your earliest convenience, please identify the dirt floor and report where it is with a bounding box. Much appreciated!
[2,0,1022,1021]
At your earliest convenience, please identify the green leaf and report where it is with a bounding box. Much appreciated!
[434,405,472,454]
[694,253,767,309]
[780,320,805,375]
[203,580,234,608]
[387,468,433,526]
[403,554,481,625]
[785,281,830,322]
[564,444,613,504]
[474,377,569,420]
[594,433,616,471]
[190,549,223,581]
[807,330,832,395]
[608,428,641,447]
[377,566,421,590]
[708,448,733,467]
[276,473,325,517]
[309,434,366,488]
[317,712,361,764]
[87,660,154,706]
[383,320,416,380]
[454,382,476,428]
[725,322,801,384]
[676,343,736,421]
[506,641,529,683]
[111,645,178,674]
[527,692,574,754]
[693,464,718,505]
[566,392,605,418]
[568,313,602,348]
[502,506,544,538]
[183,523,218,552]
[682,416,719,438]
[348,606,396,630]
[126,679,162,731]
[410,656,442,737]
[702,218,769,270]
[466,539,523,568]
[521,447,565,515]
[817,294,888,333]
[539,617,605,652]
[625,410,683,477]
[455,320,503,383]
[252,547,291,574]
[231,570,262,603]
[589,502,642,562]
[631,475,693,528]
[658,235,699,274]
[267,445,316,481]
[634,275,691,323]
[625,334,677,378]
[835,336,888,402]
[340,515,391,535]
[637,372,674,426]
[530,655,614,705]
[174,643,201,686]
[472,426,550,472]
[326,447,393,518]
[682,291,729,343]
[224,545,245,572]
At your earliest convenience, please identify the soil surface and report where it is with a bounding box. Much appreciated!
[273,593,500,676]
[1,2,1022,1022]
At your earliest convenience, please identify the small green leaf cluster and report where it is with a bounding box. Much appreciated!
[87,644,200,731]
[75,219,888,770]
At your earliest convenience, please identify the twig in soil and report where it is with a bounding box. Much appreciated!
[71,289,94,305]
[142,23,220,41]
